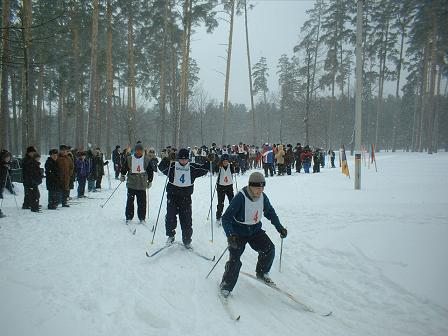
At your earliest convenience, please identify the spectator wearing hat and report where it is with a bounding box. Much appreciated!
[21,146,37,209]
[58,145,74,207]
[158,147,212,247]
[219,172,287,298]
[112,145,122,180]
[45,149,60,209]
[28,152,43,213]
[75,151,91,198]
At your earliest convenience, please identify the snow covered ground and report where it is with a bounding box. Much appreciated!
[1,152,447,336]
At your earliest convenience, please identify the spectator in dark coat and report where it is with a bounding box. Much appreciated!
[28,152,43,212]
[300,146,313,174]
[58,145,74,207]
[45,149,60,210]
[294,143,303,173]
[112,145,122,180]
[75,151,91,198]
[0,150,13,218]
[22,146,37,209]
[284,144,294,175]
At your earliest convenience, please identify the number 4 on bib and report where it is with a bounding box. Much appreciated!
[224,176,228,183]
[180,174,185,184]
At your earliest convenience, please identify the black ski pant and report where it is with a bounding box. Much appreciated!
[22,185,32,208]
[216,184,234,220]
[126,188,146,221]
[48,190,60,209]
[263,163,274,177]
[331,157,335,168]
[29,186,40,211]
[286,164,292,175]
[96,176,102,190]
[221,230,275,292]
[165,194,192,244]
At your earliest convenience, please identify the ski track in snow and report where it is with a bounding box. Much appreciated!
[1,152,447,336]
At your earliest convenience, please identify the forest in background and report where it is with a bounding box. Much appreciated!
[0,0,447,157]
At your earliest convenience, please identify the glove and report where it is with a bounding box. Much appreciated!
[278,227,288,239]
[120,175,126,182]
[227,235,240,249]
[146,181,152,189]
[104,161,109,165]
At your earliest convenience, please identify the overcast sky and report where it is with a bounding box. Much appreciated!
[190,0,314,106]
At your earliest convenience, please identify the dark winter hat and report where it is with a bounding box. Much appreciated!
[116,145,121,149]
[221,154,230,162]
[59,144,69,151]
[135,143,144,151]
[248,172,266,187]
[26,146,37,154]
[48,149,58,155]
[177,148,189,160]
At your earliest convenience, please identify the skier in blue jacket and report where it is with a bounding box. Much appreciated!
[220,172,287,297]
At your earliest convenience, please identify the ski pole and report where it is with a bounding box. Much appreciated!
[209,161,214,243]
[106,162,112,190]
[206,182,217,221]
[100,180,123,208]
[150,162,172,244]
[147,188,150,218]
[205,246,228,279]
[279,238,284,273]
[234,173,238,192]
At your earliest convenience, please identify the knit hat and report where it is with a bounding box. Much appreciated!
[248,172,266,187]
[48,149,58,155]
[135,143,144,151]
[26,146,37,154]
[177,148,189,160]
[59,144,69,151]
[221,154,230,162]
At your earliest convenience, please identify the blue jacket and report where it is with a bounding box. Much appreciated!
[75,158,91,178]
[262,147,274,164]
[222,186,283,237]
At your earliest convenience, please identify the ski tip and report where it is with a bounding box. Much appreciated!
[212,256,216,262]
[323,311,333,317]
[145,251,150,257]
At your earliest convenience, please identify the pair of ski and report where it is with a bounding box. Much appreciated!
[220,271,333,321]
[145,241,215,262]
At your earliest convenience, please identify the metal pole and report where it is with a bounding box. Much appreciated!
[279,238,284,273]
[209,161,214,243]
[205,246,228,279]
[354,0,363,190]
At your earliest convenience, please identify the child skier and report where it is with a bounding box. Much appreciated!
[220,172,287,298]
[216,154,236,225]
[28,152,43,213]
[75,151,90,198]
[158,148,212,247]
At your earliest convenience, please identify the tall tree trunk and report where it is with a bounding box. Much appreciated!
[392,16,406,152]
[427,0,438,154]
[433,67,441,152]
[244,1,256,145]
[58,80,65,145]
[11,72,19,155]
[374,21,389,152]
[304,50,312,145]
[35,64,44,151]
[159,0,169,151]
[71,4,83,149]
[106,0,113,158]
[87,0,99,146]
[222,0,235,146]
[418,43,429,152]
[21,0,34,152]
[127,5,136,146]
[1,0,10,149]
[176,0,191,148]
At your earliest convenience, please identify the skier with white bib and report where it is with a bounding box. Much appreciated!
[120,143,154,227]
[220,172,287,298]
[158,148,212,248]
[216,154,236,225]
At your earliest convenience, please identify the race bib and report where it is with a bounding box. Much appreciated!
[219,167,233,186]
[173,162,192,187]
[131,155,145,174]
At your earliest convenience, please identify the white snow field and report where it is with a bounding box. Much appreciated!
[1,152,447,336]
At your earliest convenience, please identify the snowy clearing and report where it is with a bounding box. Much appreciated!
[1,152,447,336]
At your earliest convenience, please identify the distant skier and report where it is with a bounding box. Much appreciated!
[220,172,287,298]
[120,143,154,227]
[112,145,122,180]
[158,148,212,248]
[216,154,236,225]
